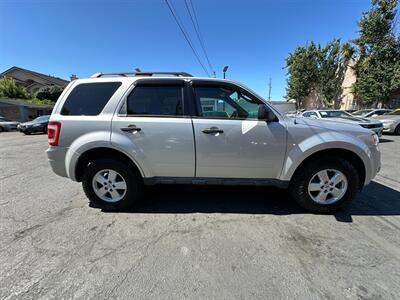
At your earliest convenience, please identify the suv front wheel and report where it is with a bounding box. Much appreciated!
[82,159,140,211]
[289,157,359,212]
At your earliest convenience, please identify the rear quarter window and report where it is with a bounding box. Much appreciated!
[61,82,121,116]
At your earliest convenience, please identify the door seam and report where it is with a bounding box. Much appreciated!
[190,118,197,177]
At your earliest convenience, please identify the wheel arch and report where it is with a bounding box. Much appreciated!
[288,148,366,190]
[74,147,144,183]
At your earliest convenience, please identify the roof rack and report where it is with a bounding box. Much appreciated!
[90,71,193,78]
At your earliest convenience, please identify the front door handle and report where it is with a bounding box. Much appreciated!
[121,125,141,132]
[202,127,224,134]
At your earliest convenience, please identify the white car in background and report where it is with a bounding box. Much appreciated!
[371,109,400,135]
[352,109,392,118]
[0,116,19,132]
[301,110,384,137]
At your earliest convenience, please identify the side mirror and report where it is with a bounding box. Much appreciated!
[258,104,277,122]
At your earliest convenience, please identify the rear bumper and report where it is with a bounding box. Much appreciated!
[46,146,68,178]
[1,125,17,131]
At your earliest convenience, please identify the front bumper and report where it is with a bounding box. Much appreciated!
[365,144,381,186]
[371,127,383,137]
[379,120,398,133]
[18,125,45,133]
[382,124,396,133]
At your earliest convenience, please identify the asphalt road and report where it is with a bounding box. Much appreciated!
[0,132,399,299]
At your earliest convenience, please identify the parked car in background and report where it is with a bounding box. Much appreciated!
[371,109,400,135]
[285,110,302,117]
[352,109,392,118]
[18,115,50,135]
[301,110,384,136]
[0,116,19,132]
[46,71,381,213]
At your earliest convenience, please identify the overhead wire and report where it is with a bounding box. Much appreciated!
[164,0,211,77]
[184,0,215,76]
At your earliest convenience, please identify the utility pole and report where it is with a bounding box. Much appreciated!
[268,77,272,101]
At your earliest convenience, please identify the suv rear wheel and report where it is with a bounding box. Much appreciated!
[289,157,359,212]
[82,159,140,211]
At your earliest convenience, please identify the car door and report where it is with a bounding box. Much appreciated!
[190,81,287,179]
[111,79,195,178]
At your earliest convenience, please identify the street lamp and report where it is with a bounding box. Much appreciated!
[223,66,229,79]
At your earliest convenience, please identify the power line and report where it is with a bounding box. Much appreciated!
[164,0,210,77]
[184,0,215,76]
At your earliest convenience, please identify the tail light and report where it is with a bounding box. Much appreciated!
[48,122,61,146]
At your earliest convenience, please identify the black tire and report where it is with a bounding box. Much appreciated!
[395,124,400,135]
[289,156,359,213]
[82,159,141,211]
[0,127,4,132]
[23,132,31,135]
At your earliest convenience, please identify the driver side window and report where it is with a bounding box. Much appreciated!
[194,86,259,119]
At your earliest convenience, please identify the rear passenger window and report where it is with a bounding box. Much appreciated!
[126,86,183,116]
[61,82,121,116]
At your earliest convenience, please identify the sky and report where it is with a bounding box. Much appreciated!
[0,0,373,100]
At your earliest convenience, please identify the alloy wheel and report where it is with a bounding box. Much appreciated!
[92,169,127,203]
[308,169,348,205]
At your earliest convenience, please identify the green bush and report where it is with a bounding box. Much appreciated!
[28,98,55,106]
[34,85,64,101]
[0,77,29,99]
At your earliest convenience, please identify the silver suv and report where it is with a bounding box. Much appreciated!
[46,72,381,212]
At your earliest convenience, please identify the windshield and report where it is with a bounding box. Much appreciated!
[33,115,50,122]
[353,109,372,116]
[319,110,353,118]
[384,110,400,115]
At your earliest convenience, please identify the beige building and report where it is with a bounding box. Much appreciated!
[301,59,400,110]
[0,66,69,95]
[339,60,357,110]
[301,60,357,110]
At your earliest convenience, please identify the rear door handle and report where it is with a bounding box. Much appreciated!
[202,127,224,134]
[120,125,141,132]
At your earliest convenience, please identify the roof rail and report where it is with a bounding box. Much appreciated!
[90,71,193,78]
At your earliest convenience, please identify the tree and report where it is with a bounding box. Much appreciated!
[34,85,64,101]
[285,42,319,109]
[317,40,356,108]
[0,77,30,99]
[352,0,400,107]
[286,40,351,108]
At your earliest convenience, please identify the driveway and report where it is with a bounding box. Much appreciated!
[0,132,399,299]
